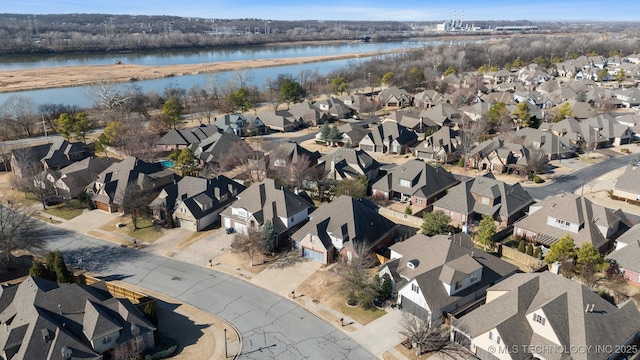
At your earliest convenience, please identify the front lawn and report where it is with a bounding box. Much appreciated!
[42,199,87,220]
[100,216,164,243]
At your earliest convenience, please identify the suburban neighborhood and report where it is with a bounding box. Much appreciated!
[3,18,640,360]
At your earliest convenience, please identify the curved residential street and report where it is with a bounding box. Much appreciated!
[42,226,375,360]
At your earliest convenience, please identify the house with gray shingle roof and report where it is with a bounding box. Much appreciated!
[615,88,640,108]
[220,178,315,246]
[316,147,381,182]
[53,156,118,199]
[384,110,439,134]
[612,165,640,203]
[0,277,155,360]
[291,196,397,264]
[414,89,444,109]
[539,117,607,149]
[380,233,517,321]
[287,101,328,127]
[314,97,354,119]
[377,86,411,108]
[255,111,299,132]
[511,127,576,160]
[584,114,634,146]
[433,173,534,227]
[608,223,640,287]
[41,138,90,171]
[371,159,459,213]
[189,132,252,167]
[156,124,219,151]
[451,271,640,360]
[414,126,463,164]
[149,175,245,231]
[358,120,418,154]
[513,193,630,253]
[89,156,175,213]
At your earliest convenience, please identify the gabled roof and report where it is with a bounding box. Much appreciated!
[377,86,411,104]
[371,159,459,199]
[385,234,517,314]
[92,156,173,206]
[337,123,370,145]
[584,114,633,139]
[57,156,118,191]
[513,193,629,249]
[317,147,380,180]
[419,102,461,126]
[434,173,534,219]
[41,138,89,169]
[269,141,321,167]
[609,223,640,273]
[291,195,396,250]
[221,178,314,232]
[512,127,574,157]
[415,127,462,157]
[0,277,154,360]
[458,272,640,360]
[156,124,219,146]
[189,132,249,163]
[363,120,418,147]
[614,165,640,194]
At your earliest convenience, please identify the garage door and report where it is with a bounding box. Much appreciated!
[302,248,324,263]
[360,145,374,152]
[400,295,430,320]
[178,218,197,231]
[223,217,231,228]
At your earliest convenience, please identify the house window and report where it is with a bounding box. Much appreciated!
[399,179,412,188]
[274,158,286,167]
[533,313,545,325]
[470,272,478,283]
[416,198,423,205]
[411,284,420,294]
[102,335,112,344]
[454,281,462,290]
[480,197,490,205]
[555,219,570,229]
[489,331,501,344]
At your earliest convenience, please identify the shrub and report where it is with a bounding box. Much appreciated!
[526,244,534,256]
[518,240,526,253]
[533,246,542,259]
[404,206,412,215]
[457,157,465,167]
[533,175,543,183]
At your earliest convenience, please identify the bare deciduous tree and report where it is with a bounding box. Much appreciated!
[231,227,261,267]
[400,313,471,359]
[0,200,46,269]
[335,240,379,308]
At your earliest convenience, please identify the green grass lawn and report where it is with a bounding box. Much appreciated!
[42,199,86,220]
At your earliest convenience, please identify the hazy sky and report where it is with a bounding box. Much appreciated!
[4,0,639,21]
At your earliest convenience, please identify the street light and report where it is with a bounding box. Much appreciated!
[224,329,228,358]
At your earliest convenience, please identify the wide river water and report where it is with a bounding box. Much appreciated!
[0,39,473,108]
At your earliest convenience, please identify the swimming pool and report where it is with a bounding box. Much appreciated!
[160,160,175,168]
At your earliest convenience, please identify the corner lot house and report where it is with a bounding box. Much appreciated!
[612,165,640,203]
[379,233,517,321]
[608,223,640,286]
[220,178,315,246]
[513,193,630,253]
[452,271,640,360]
[0,277,156,360]
[291,196,397,264]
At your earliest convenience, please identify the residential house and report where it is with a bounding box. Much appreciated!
[214,113,265,136]
[315,97,354,119]
[291,196,397,264]
[89,156,175,213]
[10,144,51,178]
[337,123,370,148]
[0,277,155,360]
[155,124,219,151]
[615,88,640,108]
[371,159,459,213]
[608,224,640,286]
[451,271,640,360]
[219,178,315,246]
[377,86,411,108]
[189,132,252,167]
[511,127,575,160]
[414,127,463,164]
[41,138,91,170]
[51,156,118,199]
[480,91,517,105]
[316,147,381,182]
[433,173,534,227]
[338,94,366,113]
[287,101,329,127]
[460,102,492,121]
[269,141,321,187]
[513,90,553,109]
[384,110,439,134]
[612,165,640,203]
[149,175,245,231]
[513,193,631,253]
[414,89,444,109]
[467,138,535,174]
[256,111,299,132]
[419,102,462,127]
[584,114,634,146]
[379,233,518,321]
[615,113,640,137]
[539,117,607,149]
[359,120,418,154]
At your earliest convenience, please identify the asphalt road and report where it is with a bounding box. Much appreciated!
[44,228,374,360]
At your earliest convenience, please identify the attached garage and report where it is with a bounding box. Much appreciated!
[302,247,325,263]
[360,144,375,152]
[400,295,431,320]
[177,218,197,231]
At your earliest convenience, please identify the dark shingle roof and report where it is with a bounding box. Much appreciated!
[372,159,459,199]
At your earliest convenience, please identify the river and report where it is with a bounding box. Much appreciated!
[0,38,478,108]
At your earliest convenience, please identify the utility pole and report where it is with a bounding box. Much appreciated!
[42,114,48,143]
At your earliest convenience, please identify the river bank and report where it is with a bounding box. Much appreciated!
[0,50,400,93]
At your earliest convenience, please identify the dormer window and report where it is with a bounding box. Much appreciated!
[399,179,411,188]
[489,331,501,344]
[411,283,420,294]
[555,219,570,229]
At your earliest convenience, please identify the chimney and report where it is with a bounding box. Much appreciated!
[585,304,590,313]
[214,187,221,199]
[271,201,277,219]
[590,304,595,312]
[259,183,266,206]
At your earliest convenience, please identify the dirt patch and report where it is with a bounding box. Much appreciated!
[213,251,269,275]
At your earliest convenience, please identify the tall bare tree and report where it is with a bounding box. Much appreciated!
[400,313,471,359]
[1,95,38,137]
[0,201,46,269]
[231,227,261,267]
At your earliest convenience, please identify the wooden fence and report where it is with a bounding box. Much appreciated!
[378,207,423,228]
[76,274,157,312]
[499,245,545,270]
